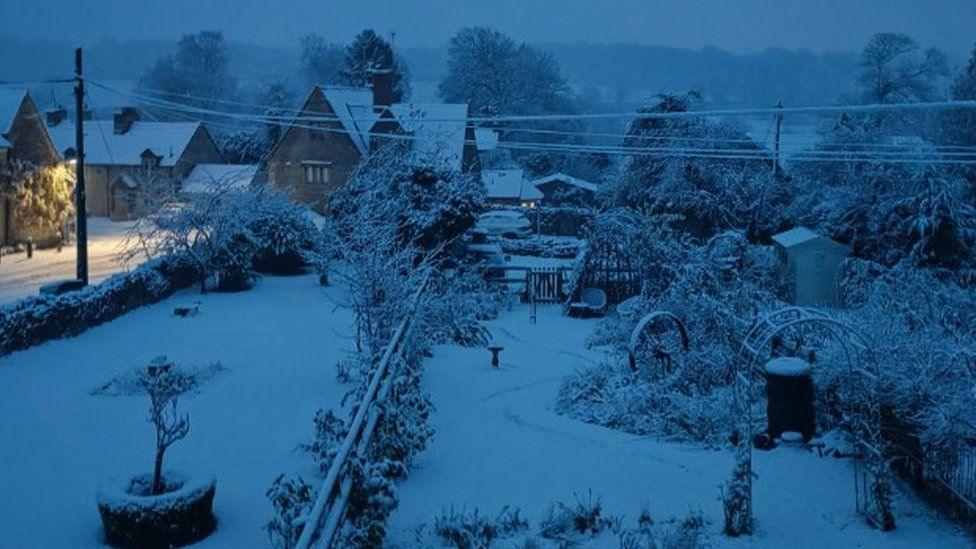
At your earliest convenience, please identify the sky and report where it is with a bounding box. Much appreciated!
[2,0,974,55]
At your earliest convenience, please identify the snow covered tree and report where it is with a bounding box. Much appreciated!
[607,93,784,241]
[141,31,238,111]
[858,33,948,104]
[138,357,194,495]
[938,41,976,148]
[0,160,73,248]
[340,30,410,100]
[259,79,297,145]
[299,34,344,88]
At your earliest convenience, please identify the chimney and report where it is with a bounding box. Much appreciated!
[368,67,395,108]
[113,107,140,134]
[45,107,68,127]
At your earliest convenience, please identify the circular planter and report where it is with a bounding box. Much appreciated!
[97,470,216,548]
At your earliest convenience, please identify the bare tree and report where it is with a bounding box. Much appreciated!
[858,33,948,104]
[138,357,194,495]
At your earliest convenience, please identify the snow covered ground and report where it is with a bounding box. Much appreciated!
[0,218,139,305]
[0,274,354,547]
[387,304,972,547]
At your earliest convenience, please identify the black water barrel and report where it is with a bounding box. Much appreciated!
[764,357,815,442]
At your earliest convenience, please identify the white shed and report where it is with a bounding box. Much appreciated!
[772,227,849,308]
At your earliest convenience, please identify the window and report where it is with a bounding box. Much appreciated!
[302,162,333,184]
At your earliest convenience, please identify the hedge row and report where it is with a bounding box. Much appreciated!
[0,254,198,357]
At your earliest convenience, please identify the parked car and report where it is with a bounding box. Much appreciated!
[475,210,533,239]
[466,237,510,279]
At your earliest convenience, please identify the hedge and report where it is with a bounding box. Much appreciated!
[0,254,198,357]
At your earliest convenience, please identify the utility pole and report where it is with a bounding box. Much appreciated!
[772,101,784,180]
[74,47,88,285]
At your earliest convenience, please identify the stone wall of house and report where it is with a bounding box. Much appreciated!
[266,88,363,213]
[174,126,222,179]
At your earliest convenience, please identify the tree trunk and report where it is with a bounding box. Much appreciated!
[152,447,166,495]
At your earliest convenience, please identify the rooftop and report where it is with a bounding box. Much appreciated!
[181,164,259,194]
[46,120,203,167]
[0,89,27,135]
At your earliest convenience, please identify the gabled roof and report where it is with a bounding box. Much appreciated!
[181,164,259,194]
[319,86,377,155]
[388,103,469,172]
[0,136,10,149]
[46,120,203,167]
[0,89,27,135]
[530,172,599,193]
[483,169,543,201]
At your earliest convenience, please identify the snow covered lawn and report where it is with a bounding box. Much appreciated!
[388,304,971,547]
[0,218,139,305]
[0,274,354,547]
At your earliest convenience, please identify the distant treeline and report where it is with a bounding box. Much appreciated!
[0,33,886,109]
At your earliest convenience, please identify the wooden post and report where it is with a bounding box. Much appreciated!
[74,47,89,285]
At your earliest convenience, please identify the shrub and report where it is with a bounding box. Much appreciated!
[539,491,615,540]
[0,253,197,356]
[265,475,314,549]
[433,506,529,549]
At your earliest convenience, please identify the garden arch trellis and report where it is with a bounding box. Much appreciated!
[627,310,689,374]
[737,306,891,530]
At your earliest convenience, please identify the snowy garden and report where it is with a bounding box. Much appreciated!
[2,17,976,549]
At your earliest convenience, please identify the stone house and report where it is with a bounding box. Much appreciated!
[46,107,221,219]
[483,169,542,208]
[267,71,480,212]
[529,173,599,206]
[0,90,63,247]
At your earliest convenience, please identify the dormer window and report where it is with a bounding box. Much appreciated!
[140,149,162,170]
[302,161,333,184]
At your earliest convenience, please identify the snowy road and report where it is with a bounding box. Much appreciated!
[0,275,355,547]
[0,218,139,305]
[387,304,971,547]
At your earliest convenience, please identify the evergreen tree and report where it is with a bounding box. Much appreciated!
[340,30,409,100]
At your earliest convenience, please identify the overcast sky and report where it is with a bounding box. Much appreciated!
[2,0,974,55]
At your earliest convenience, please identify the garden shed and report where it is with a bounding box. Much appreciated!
[772,226,849,308]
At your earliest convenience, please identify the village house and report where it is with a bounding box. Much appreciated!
[0,90,63,247]
[46,107,222,220]
[529,172,599,206]
[483,168,542,208]
[266,71,480,212]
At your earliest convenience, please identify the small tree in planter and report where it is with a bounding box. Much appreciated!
[95,357,221,548]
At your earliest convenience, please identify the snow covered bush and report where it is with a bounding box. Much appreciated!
[433,506,529,549]
[125,179,314,292]
[720,442,754,537]
[342,459,405,548]
[539,491,617,541]
[0,253,197,356]
[302,408,348,474]
[558,228,781,446]
[0,159,74,247]
[265,474,314,549]
[250,195,320,275]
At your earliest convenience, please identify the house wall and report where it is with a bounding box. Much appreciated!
[83,126,220,218]
[266,88,363,213]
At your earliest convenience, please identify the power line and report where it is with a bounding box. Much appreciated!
[88,80,976,165]
[99,81,976,153]
[101,80,976,124]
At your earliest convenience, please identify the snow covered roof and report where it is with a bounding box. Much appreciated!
[388,103,469,172]
[771,227,820,248]
[0,89,27,135]
[181,164,259,194]
[483,169,543,201]
[772,226,847,252]
[0,136,10,149]
[46,120,202,167]
[530,172,599,193]
[319,86,377,155]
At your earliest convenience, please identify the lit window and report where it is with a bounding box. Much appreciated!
[302,162,332,184]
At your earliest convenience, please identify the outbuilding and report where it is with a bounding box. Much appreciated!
[772,226,849,308]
